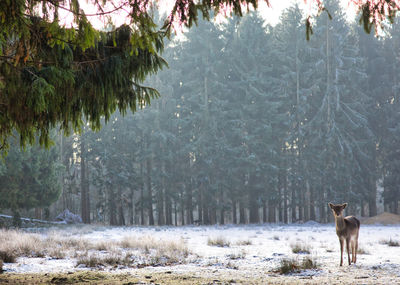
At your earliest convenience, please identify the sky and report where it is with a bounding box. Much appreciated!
[55,0,358,30]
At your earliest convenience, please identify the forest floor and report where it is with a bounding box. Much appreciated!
[1,215,400,284]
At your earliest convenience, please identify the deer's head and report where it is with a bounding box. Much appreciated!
[328,202,347,217]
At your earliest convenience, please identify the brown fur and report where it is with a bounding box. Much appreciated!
[328,202,360,266]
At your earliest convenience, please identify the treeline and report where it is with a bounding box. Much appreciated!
[2,0,400,225]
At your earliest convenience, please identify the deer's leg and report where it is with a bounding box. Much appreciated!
[339,238,344,266]
[351,239,355,263]
[354,236,358,264]
[346,238,351,265]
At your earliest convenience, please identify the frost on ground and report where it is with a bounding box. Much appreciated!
[1,223,400,284]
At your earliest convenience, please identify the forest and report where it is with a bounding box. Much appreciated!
[1,0,400,226]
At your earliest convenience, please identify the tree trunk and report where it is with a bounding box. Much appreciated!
[140,161,145,225]
[165,184,172,225]
[219,188,225,225]
[291,185,296,223]
[129,187,134,225]
[198,185,203,224]
[368,176,377,217]
[304,179,311,221]
[283,168,288,224]
[157,188,165,226]
[85,161,91,224]
[174,201,178,226]
[232,200,237,224]
[117,187,125,226]
[320,188,326,223]
[80,136,90,224]
[268,199,276,223]
[360,200,366,217]
[186,181,193,224]
[309,186,316,221]
[239,200,246,224]
[299,189,304,222]
[248,188,259,224]
[146,157,154,225]
[263,201,267,223]
[180,187,185,225]
[109,187,117,225]
[35,208,42,220]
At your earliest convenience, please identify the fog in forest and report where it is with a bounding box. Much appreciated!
[2,1,400,227]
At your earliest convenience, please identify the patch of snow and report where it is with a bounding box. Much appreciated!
[2,224,400,283]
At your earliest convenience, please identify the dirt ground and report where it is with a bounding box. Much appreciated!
[2,265,400,285]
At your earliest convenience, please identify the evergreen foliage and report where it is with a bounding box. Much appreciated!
[2,1,400,223]
[0,0,398,152]
[0,136,62,215]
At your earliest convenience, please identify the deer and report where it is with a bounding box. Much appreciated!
[328,202,360,266]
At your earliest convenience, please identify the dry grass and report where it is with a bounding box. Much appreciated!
[235,239,252,246]
[46,232,89,251]
[76,252,131,268]
[0,229,45,260]
[119,236,190,265]
[91,240,117,252]
[207,236,230,247]
[0,250,16,263]
[226,250,246,260]
[47,248,67,260]
[357,245,369,254]
[277,257,318,274]
[290,242,311,254]
[380,238,400,247]
[0,229,191,269]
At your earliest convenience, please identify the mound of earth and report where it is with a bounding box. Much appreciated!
[362,212,400,225]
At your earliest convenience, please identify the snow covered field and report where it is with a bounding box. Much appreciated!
[3,223,400,284]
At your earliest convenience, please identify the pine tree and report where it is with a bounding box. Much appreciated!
[303,0,374,219]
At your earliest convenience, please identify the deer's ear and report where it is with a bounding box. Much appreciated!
[328,202,334,209]
[342,203,348,209]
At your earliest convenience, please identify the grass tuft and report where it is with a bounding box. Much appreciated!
[235,239,252,246]
[278,257,318,274]
[0,229,45,260]
[357,246,369,254]
[76,252,131,268]
[380,238,400,247]
[120,236,190,266]
[207,236,230,247]
[0,250,16,263]
[226,250,246,260]
[290,243,311,254]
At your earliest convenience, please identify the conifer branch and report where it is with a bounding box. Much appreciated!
[46,0,129,17]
